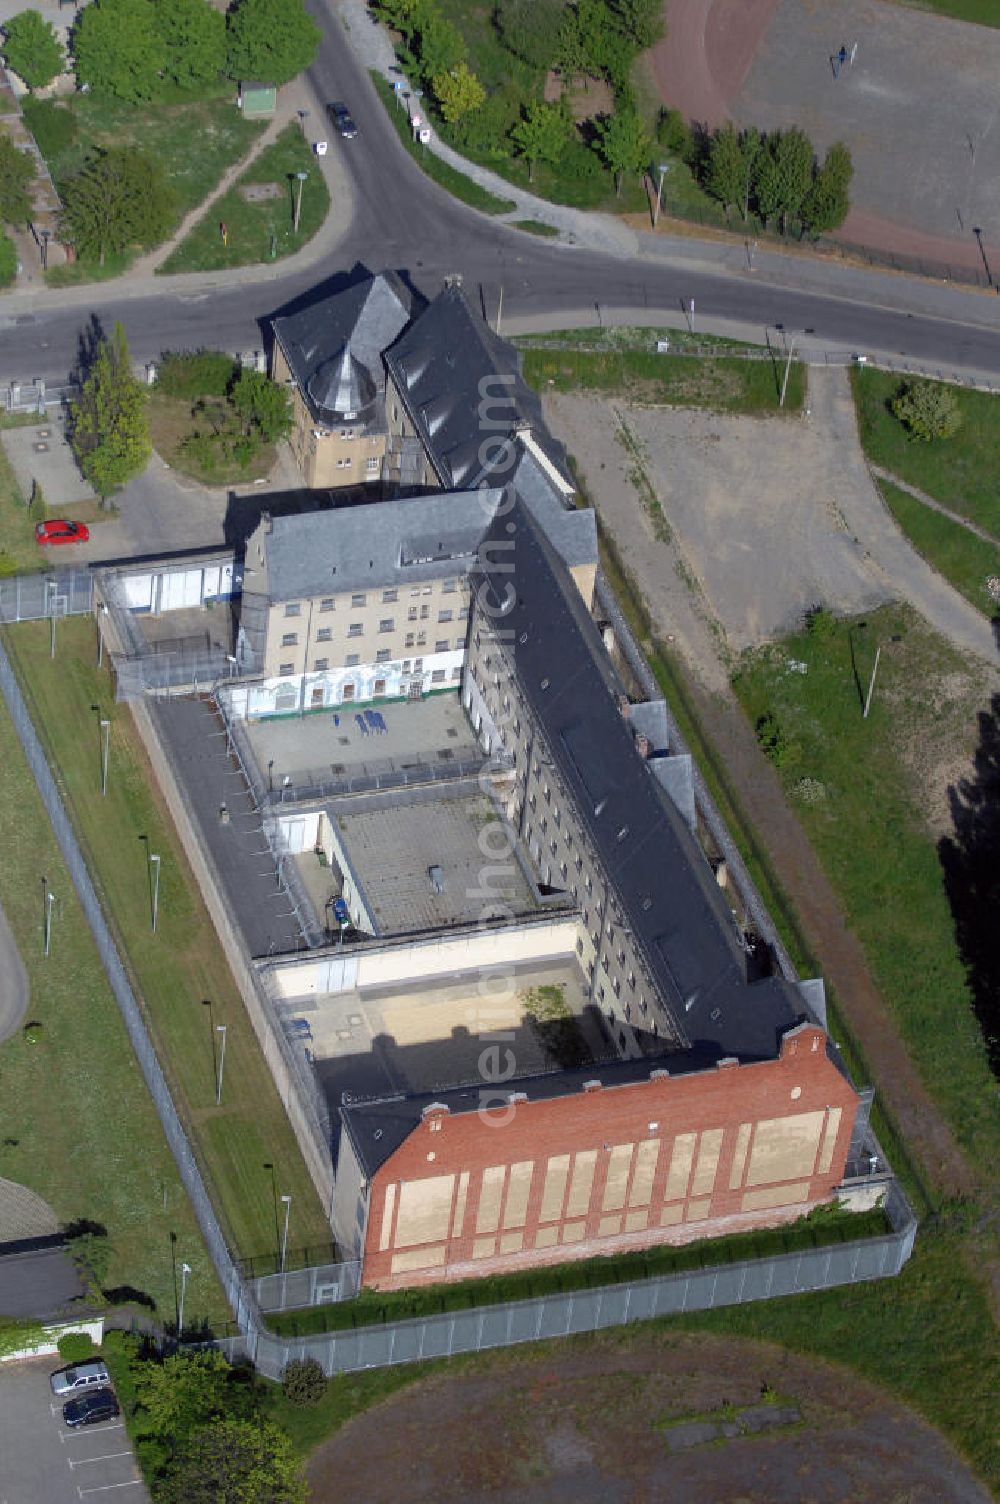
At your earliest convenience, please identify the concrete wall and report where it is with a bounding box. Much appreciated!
[263,915,580,1001]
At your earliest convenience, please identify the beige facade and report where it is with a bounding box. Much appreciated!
[273,342,387,491]
[383,370,439,489]
[464,621,683,1058]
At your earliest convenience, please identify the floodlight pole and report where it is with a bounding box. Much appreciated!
[44,889,55,958]
[215,1024,227,1106]
[150,853,161,933]
[100,718,110,796]
[780,337,797,407]
[293,171,308,233]
[280,1194,292,1273]
[178,1261,192,1336]
[652,162,670,229]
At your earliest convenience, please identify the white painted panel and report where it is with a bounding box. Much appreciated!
[121,573,153,610]
[202,565,221,597]
[159,568,203,611]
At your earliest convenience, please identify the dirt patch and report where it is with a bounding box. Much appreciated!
[304,1330,991,1503]
[238,181,282,203]
[543,70,615,122]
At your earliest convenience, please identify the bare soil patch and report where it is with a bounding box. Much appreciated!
[304,1330,991,1503]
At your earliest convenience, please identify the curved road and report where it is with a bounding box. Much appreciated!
[2,0,1000,383]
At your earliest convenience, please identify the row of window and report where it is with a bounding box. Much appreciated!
[283,582,462,619]
[274,666,463,691]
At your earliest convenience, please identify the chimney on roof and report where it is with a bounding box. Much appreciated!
[443,272,463,289]
[617,693,630,720]
[261,511,273,534]
[635,733,651,760]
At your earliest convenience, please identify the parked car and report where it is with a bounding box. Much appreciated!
[327,102,357,139]
[63,1389,120,1428]
[332,896,350,928]
[35,519,90,546]
[50,1359,110,1397]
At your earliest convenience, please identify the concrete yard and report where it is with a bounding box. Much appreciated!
[311,961,609,1107]
[245,690,479,789]
[0,418,96,507]
[337,790,539,934]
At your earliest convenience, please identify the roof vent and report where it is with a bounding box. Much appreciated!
[519,631,528,644]
[373,1128,383,1140]
[684,992,699,1013]
[617,825,629,842]
[594,797,607,817]
[540,677,550,690]
[642,895,652,911]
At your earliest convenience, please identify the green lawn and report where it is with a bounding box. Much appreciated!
[852,367,1000,534]
[22,91,264,281]
[0,424,45,575]
[521,344,805,415]
[3,619,331,1271]
[0,690,222,1323]
[158,125,330,274]
[512,218,560,236]
[731,605,998,1186]
[878,478,1000,618]
[894,0,1000,22]
[370,73,516,213]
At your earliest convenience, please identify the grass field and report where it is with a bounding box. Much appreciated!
[895,0,1000,23]
[3,618,331,1271]
[520,345,806,415]
[0,428,44,575]
[158,125,330,275]
[370,73,516,214]
[878,478,1000,619]
[732,605,998,1185]
[852,367,1000,534]
[0,690,221,1323]
[23,90,263,281]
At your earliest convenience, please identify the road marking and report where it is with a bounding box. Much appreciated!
[69,1451,133,1469]
[77,1482,142,1497]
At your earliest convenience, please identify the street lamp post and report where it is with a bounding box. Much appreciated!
[293,171,308,234]
[973,226,993,289]
[780,336,798,407]
[178,1261,192,1336]
[44,888,55,958]
[100,718,110,797]
[48,580,57,659]
[863,634,903,719]
[215,1023,227,1106]
[280,1194,292,1273]
[149,852,161,933]
[652,161,670,229]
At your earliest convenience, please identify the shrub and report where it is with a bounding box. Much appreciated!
[281,1357,327,1406]
[57,1331,95,1363]
[891,379,962,443]
[755,710,800,769]
[805,605,837,640]
[156,350,238,399]
[656,106,691,161]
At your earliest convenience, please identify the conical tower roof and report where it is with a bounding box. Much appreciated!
[306,343,376,422]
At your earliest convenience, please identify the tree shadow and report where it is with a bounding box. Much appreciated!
[938,690,1000,1077]
[71,312,105,387]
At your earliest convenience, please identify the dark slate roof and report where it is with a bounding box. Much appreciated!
[261,488,503,601]
[384,283,560,490]
[339,1029,803,1180]
[490,437,596,572]
[306,346,377,424]
[471,499,806,1060]
[273,272,417,424]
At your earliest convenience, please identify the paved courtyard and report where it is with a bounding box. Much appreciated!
[0,1357,147,1504]
[1,417,95,506]
[338,790,539,934]
[734,0,1000,248]
[311,961,608,1107]
[245,691,479,790]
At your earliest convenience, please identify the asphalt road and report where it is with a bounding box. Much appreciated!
[3,0,1000,383]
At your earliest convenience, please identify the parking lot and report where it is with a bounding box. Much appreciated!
[0,1357,147,1504]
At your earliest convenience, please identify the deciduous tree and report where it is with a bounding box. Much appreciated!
[60,146,177,264]
[754,127,814,233]
[495,0,566,70]
[800,141,852,236]
[225,0,321,86]
[162,1419,306,1504]
[70,322,151,502]
[155,0,226,89]
[229,368,292,443]
[705,120,743,220]
[0,231,17,286]
[2,9,64,91]
[133,1351,232,1444]
[891,380,962,442]
[608,0,663,51]
[72,0,166,102]
[593,106,650,195]
[510,99,571,182]
[413,7,463,80]
[431,61,485,124]
[0,131,34,225]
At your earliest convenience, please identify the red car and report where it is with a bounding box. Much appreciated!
[36,519,90,546]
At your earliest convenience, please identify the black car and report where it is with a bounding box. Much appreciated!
[63,1389,120,1428]
[328,102,358,139]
